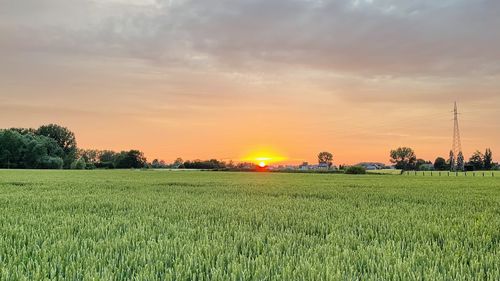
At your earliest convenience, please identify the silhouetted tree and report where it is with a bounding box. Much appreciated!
[183,159,226,170]
[173,157,184,168]
[484,148,493,170]
[317,152,333,168]
[468,150,484,170]
[433,157,447,171]
[416,159,431,170]
[390,147,416,170]
[114,150,147,169]
[151,159,167,168]
[79,149,100,166]
[97,150,118,168]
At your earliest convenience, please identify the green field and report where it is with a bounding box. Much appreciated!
[402,170,499,177]
[1,170,499,280]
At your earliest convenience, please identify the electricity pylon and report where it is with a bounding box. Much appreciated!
[451,102,463,171]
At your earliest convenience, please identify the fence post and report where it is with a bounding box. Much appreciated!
[483,172,485,177]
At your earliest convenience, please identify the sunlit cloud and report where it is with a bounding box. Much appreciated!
[0,0,499,163]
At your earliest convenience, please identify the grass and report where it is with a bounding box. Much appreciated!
[0,170,499,280]
[366,169,402,175]
[402,170,500,177]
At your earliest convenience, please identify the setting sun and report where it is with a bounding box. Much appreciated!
[241,150,287,166]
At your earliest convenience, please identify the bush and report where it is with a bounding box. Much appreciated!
[345,166,366,174]
[38,156,64,169]
[96,161,115,169]
[419,164,435,171]
[70,158,86,170]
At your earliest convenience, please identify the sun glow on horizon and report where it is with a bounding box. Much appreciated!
[241,150,287,166]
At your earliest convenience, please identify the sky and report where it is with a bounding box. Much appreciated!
[1,0,499,165]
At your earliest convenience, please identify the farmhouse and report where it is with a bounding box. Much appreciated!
[355,162,387,170]
[299,162,337,171]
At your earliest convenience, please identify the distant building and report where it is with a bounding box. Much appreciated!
[355,162,388,170]
[364,165,378,170]
[318,163,333,170]
[299,162,309,171]
[298,162,336,171]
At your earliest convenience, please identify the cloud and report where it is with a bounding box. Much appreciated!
[1,0,500,78]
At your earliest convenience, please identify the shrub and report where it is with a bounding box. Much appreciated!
[345,166,366,174]
[38,156,64,169]
[70,158,86,170]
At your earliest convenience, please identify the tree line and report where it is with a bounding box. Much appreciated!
[0,124,251,170]
[389,147,497,171]
[0,124,147,169]
[1,124,497,171]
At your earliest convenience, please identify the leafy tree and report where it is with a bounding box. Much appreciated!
[0,128,66,169]
[98,150,118,168]
[38,156,64,169]
[151,159,167,168]
[415,159,431,171]
[0,125,151,170]
[0,130,25,168]
[9,128,36,135]
[433,157,447,171]
[317,152,333,168]
[79,149,100,165]
[23,134,64,168]
[183,159,226,170]
[36,124,77,168]
[114,150,147,169]
[390,147,416,170]
[173,158,184,168]
[484,148,493,170]
[468,150,484,170]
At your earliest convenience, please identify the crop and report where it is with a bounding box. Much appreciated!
[0,170,499,280]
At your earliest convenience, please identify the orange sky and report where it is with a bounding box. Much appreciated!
[1,0,499,165]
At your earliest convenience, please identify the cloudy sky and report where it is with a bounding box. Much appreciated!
[1,0,499,164]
